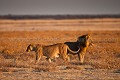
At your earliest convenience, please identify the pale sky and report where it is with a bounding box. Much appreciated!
[0,0,120,15]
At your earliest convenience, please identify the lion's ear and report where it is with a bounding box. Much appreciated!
[28,44,32,45]
[86,34,90,39]
[86,33,90,36]
[30,44,36,47]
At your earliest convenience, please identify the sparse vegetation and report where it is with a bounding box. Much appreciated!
[0,18,120,79]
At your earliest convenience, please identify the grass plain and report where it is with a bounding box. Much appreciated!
[0,18,120,79]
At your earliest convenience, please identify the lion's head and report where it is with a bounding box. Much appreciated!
[26,44,35,52]
[77,34,91,47]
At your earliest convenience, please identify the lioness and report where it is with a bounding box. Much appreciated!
[65,34,92,64]
[26,43,80,63]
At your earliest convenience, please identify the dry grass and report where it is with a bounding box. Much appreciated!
[0,18,120,31]
[0,31,120,70]
[0,18,120,79]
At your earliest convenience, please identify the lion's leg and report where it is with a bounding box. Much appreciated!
[46,58,52,63]
[80,52,85,64]
[51,55,59,62]
[60,51,66,61]
[61,54,70,62]
[36,56,42,64]
[35,52,42,64]
[62,49,70,62]
[66,56,70,62]
[78,52,85,64]
[48,58,52,63]
[80,54,84,63]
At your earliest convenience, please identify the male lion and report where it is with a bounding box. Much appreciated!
[26,43,80,63]
[65,34,92,64]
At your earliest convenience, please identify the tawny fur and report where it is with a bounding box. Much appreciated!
[65,34,92,64]
[26,43,80,63]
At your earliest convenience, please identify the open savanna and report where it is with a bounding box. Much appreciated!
[0,18,120,79]
[0,18,120,31]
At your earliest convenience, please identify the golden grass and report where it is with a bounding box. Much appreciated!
[0,18,120,31]
[0,19,120,68]
[0,31,120,71]
[0,18,120,79]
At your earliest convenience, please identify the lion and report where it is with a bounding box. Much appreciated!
[65,34,92,64]
[26,43,80,63]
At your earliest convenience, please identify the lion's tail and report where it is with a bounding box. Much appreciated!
[67,46,80,55]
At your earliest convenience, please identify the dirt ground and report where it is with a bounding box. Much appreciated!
[0,19,120,80]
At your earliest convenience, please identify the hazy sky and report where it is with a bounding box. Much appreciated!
[0,0,120,15]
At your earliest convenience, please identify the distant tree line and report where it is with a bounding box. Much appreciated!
[0,14,120,20]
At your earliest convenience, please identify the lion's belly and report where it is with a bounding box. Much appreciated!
[43,47,59,59]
